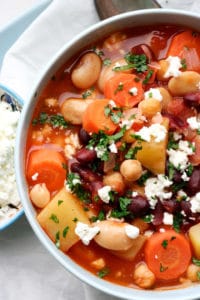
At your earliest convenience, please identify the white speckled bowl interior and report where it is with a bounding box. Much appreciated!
[15,9,200,300]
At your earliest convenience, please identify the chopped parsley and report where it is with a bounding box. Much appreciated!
[167,162,175,180]
[160,263,168,272]
[167,132,179,150]
[63,226,69,238]
[66,173,90,203]
[143,69,154,84]
[104,105,123,124]
[137,170,151,186]
[103,58,112,66]
[173,212,183,232]
[92,47,104,57]
[125,144,142,159]
[55,231,60,248]
[58,200,64,206]
[72,217,78,223]
[90,210,105,222]
[161,239,168,249]
[97,267,110,278]
[181,58,187,70]
[192,257,200,267]
[82,87,94,99]
[197,271,200,281]
[32,112,69,129]
[143,214,153,223]
[49,214,59,224]
[125,53,148,73]
[111,197,131,219]
[114,82,124,94]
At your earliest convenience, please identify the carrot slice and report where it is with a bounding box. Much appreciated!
[26,148,66,192]
[82,99,118,134]
[104,73,144,108]
[167,30,200,72]
[144,230,191,280]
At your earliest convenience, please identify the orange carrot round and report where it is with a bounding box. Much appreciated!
[167,30,200,72]
[82,99,118,134]
[26,148,66,192]
[104,73,144,108]
[144,230,191,281]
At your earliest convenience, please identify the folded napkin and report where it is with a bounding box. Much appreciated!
[0,0,99,101]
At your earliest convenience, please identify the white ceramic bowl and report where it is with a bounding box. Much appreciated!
[15,9,200,300]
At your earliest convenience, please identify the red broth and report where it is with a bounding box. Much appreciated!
[26,24,200,289]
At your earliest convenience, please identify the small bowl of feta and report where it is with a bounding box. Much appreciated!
[0,89,23,230]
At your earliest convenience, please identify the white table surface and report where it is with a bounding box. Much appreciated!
[1,1,200,300]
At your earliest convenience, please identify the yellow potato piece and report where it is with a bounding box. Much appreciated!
[189,223,200,259]
[111,235,147,261]
[135,118,169,175]
[37,188,89,252]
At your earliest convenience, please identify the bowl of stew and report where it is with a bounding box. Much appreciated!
[16,8,200,300]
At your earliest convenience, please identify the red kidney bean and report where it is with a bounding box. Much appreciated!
[128,195,150,217]
[152,200,164,226]
[164,112,187,129]
[79,128,90,144]
[183,92,200,107]
[162,199,180,214]
[71,162,101,182]
[180,200,192,216]
[131,44,154,62]
[186,167,200,196]
[75,148,97,164]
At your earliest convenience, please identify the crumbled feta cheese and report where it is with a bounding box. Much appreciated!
[0,102,21,219]
[119,119,134,130]
[64,133,81,159]
[164,56,182,78]
[109,100,116,107]
[136,123,167,142]
[145,175,172,208]
[190,192,200,213]
[144,88,163,101]
[95,145,107,159]
[132,191,138,197]
[167,140,194,171]
[159,228,166,233]
[144,230,153,237]
[187,116,200,130]
[75,222,100,245]
[173,132,182,141]
[31,173,39,181]
[124,224,139,239]
[129,87,138,96]
[108,142,118,153]
[163,212,173,225]
[181,171,190,182]
[97,186,112,203]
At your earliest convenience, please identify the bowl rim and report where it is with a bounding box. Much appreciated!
[15,8,200,300]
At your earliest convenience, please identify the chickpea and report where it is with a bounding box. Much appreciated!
[138,98,161,119]
[120,159,143,182]
[71,53,102,89]
[61,98,93,124]
[94,220,138,251]
[133,263,156,289]
[156,59,169,81]
[186,264,200,282]
[103,171,125,194]
[157,87,172,112]
[168,71,200,96]
[30,183,50,208]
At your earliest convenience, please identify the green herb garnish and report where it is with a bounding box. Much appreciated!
[192,257,200,267]
[160,263,168,272]
[49,214,59,224]
[103,58,111,66]
[137,170,151,186]
[63,226,69,238]
[55,231,60,248]
[97,267,110,278]
[173,212,183,232]
[161,239,168,249]
[58,200,64,206]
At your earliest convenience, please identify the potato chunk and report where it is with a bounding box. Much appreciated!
[135,118,169,174]
[189,223,200,258]
[37,188,89,252]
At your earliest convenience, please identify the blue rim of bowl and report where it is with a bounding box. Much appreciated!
[0,83,24,231]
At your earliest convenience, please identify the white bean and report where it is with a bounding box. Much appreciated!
[94,220,137,251]
[168,71,200,96]
[61,98,94,124]
[71,53,102,89]
[30,183,50,208]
